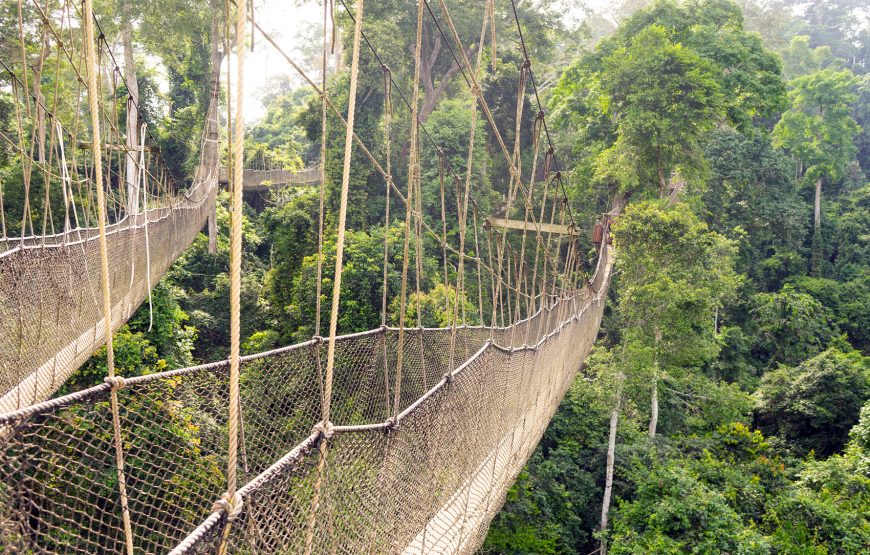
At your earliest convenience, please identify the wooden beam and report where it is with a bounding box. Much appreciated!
[486,217,579,236]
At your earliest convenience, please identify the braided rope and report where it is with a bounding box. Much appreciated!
[82,1,134,553]
[448,2,490,374]
[216,0,247,553]
[315,0,330,336]
[393,0,425,417]
[305,1,366,552]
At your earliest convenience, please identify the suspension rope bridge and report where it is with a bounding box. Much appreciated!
[0,1,615,554]
[217,166,321,191]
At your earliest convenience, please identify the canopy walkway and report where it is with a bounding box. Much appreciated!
[0,247,611,555]
[218,166,321,190]
[0,0,613,553]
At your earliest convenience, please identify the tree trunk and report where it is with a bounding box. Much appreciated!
[648,372,658,438]
[600,374,624,555]
[122,19,140,215]
[811,176,822,276]
[649,330,661,438]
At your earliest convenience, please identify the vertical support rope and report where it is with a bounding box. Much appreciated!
[321,0,363,453]
[438,152,449,314]
[227,0,246,501]
[139,123,154,331]
[305,1,365,551]
[393,0,425,416]
[472,203,484,324]
[215,0,247,552]
[315,0,330,336]
[381,63,393,416]
[82,1,134,552]
[448,4,489,370]
[381,64,392,327]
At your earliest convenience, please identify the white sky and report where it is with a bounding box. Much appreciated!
[235,0,604,122]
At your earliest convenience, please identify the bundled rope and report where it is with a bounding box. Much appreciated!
[393,0,426,417]
[215,0,248,552]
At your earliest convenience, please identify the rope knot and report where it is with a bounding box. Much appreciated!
[103,376,126,391]
[384,416,398,433]
[211,491,244,523]
[312,420,335,440]
[442,372,453,385]
[381,63,391,74]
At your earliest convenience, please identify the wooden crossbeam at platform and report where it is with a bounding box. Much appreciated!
[486,217,579,236]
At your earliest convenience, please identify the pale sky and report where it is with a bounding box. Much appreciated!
[235,1,602,122]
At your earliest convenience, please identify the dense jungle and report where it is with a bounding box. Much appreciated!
[2,0,868,553]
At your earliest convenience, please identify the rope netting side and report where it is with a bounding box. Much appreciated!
[164,261,610,555]
[0,0,221,411]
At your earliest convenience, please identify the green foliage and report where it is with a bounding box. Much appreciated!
[596,24,723,192]
[773,68,860,184]
[484,370,638,555]
[551,0,786,200]
[613,201,737,370]
[391,283,477,328]
[701,127,809,287]
[789,274,870,354]
[245,86,310,170]
[750,285,840,366]
[754,347,870,457]
[781,35,842,80]
[167,192,268,360]
[609,462,769,555]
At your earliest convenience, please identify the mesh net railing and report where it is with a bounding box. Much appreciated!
[0,172,218,413]
[0,247,612,555]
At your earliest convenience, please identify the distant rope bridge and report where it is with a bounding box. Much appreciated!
[0,1,614,554]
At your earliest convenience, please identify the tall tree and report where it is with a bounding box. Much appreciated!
[596,24,723,195]
[551,0,785,202]
[772,68,860,275]
[612,201,737,437]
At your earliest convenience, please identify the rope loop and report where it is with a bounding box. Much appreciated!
[211,491,244,523]
[104,376,127,391]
